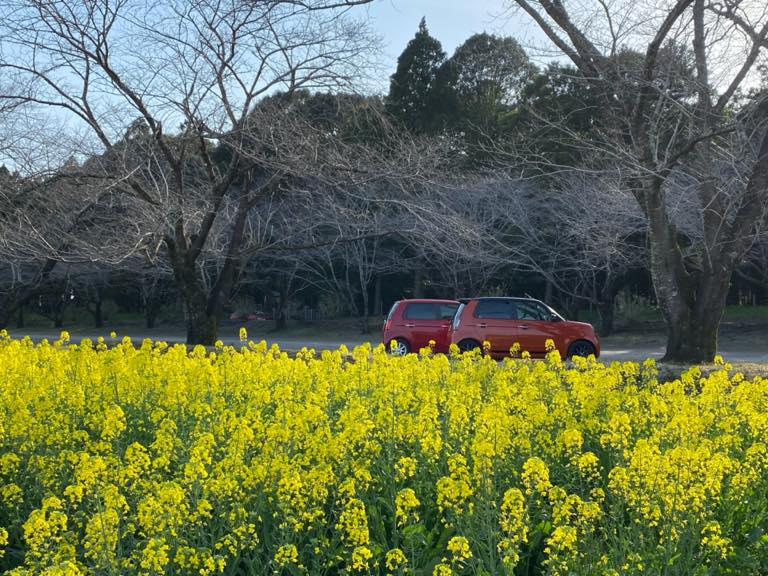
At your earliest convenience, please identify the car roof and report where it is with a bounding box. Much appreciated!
[398,298,460,304]
[457,297,538,304]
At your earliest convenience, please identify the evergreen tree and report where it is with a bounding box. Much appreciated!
[386,18,446,133]
[439,33,535,132]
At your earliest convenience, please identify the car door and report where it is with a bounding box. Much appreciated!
[513,300,561,355]
[432,303,459,352]
[402,302,443,352]
[473,299,518,354]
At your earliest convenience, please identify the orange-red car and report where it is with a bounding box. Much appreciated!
[382,299,460,355]
[448,297,599,359]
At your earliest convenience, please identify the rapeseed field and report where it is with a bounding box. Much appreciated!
[0,330,767,575]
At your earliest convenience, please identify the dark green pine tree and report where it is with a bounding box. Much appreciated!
[439,33,535,132]
[386,17,446,133]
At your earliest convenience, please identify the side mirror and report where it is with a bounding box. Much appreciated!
[549,314,562,322]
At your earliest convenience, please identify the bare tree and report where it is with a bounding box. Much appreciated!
[505,0,768,361]
[0,143,141,328]
[0,0,378,344]
[284,183,405,333]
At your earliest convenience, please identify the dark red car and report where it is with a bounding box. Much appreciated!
[448,297,599,359]
[382,299,460,355]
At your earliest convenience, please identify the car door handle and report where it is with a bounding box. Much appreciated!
[405,323,415,328]
[477,323,487,328]
[517,325,529,329]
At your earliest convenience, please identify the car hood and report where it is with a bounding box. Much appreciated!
[564,320,596,332]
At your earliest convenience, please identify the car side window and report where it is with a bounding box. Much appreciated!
[404,303,439,320]
[439,304,459,320]
[516,301,550,321]
[474,300,517,320]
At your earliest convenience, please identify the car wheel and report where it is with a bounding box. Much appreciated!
[389,338,410,356]
[568,340,596,359]
[457,339,481,353]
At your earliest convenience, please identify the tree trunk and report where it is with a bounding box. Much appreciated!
[544,278,554,304]
[92,297,103,328]
[643,178,732,363]
[183,286,219,345]
[168,183,251,345]
[598,277,623,336]
[372,275,382,317]
[360,282,370,334]
[274,284,288,331]
[599,298,615,336]
[659,269,730,363]
[275,308,287,331]
[145,303,157,329]
[413,268,424,298]
[168,251,219,345]
[16,305,24,329]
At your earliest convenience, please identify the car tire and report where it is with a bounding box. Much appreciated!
[457,339,481,353]
[389,338,410,356]
[567,340,596,359]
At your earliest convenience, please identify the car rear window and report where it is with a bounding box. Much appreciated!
[474,299,517,319]
[403,303,439,320]
[403,302,459,320]
[439,303,459,320]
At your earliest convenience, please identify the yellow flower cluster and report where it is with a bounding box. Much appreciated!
[0,332,767,575]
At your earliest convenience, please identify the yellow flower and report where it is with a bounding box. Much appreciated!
[522,457,551,496]
[350,545,373,571]
[0,331,764,575]
[436,455,473,524]
[336,498,369,547]
[561,428,583,455]
[576,452,601,482]
[701,521,732,559]
[385,548,407,572]
[498,487,527,567]
[447,535,472,562]
[274,543,299,567]
[544,525,578,575]
[395,456,417,481]
[395,488,421,526]
[0,527,8,559]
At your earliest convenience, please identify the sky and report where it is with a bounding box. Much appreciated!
[363,0,546,87]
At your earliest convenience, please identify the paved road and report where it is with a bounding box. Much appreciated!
[8,326,768,364]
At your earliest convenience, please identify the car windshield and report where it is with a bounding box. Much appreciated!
[543,303,565,321]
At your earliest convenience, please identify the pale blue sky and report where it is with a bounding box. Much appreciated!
[362,0,548,90]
